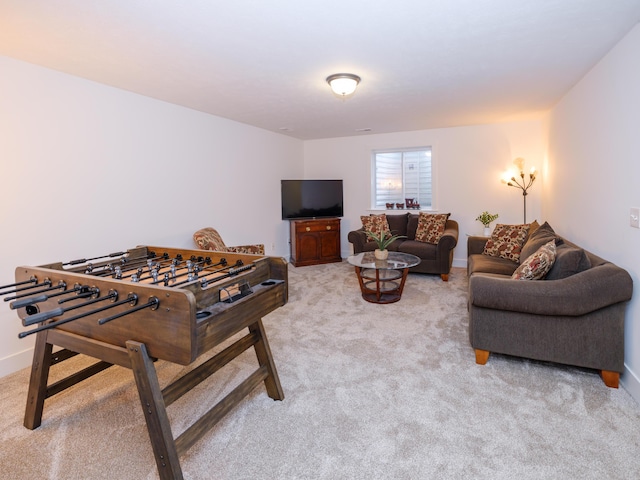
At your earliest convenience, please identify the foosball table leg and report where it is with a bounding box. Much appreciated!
[249,318,284,401]
[24,331,54,430]
[127,340,183,480]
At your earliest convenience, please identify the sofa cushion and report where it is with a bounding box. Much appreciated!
[397,239,436,258]
[385,213,409,237]
[546,244,592,280]
[512,240,556,280]
[520,221,561,261]
[468,253,518,276]
[415,212,450,244]
[482,223,530,262]
[360,214,392,238]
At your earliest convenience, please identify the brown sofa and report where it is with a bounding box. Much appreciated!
[348,213,459,281]
[467,222,633,387]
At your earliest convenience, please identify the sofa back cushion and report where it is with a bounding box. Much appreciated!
[483,223,530,262]
[520,221,562,261]
[385,213,409,237]
[193,227,229,252]
[546,244,592,280]
[407,214,419,239]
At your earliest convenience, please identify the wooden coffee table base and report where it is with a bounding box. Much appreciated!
[354,266,410,304]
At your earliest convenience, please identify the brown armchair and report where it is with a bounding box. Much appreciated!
[193,227,265,255]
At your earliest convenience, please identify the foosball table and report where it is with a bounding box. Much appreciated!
[0,245,288,480]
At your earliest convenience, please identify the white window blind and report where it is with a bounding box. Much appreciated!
[372,148,432,209]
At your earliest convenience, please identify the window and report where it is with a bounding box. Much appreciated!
[371,147,432,209]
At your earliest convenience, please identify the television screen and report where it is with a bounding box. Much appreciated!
[281,180,344,220]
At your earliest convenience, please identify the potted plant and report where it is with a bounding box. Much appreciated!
[476,211,499,236]
[365,231,406,260]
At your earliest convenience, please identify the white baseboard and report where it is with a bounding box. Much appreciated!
[452,258,467,269]
[0,347,34,379]
[622,365,640,405]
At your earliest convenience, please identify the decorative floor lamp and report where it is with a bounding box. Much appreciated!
[503,157,536,223]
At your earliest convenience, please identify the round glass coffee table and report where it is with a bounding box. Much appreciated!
[347,251,421,304]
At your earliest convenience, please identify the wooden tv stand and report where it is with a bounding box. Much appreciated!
[289,218,342,267]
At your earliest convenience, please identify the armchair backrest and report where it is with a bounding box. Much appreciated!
[193,228,228,252]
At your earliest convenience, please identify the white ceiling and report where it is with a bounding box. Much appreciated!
[1,1,639,140]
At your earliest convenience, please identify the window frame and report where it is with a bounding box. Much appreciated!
[370,146,436,211]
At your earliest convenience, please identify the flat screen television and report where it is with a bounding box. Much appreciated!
[281,179,344,220]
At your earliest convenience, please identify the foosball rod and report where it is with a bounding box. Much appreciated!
[91,252,186,280]
[112,255,219,284]
[18,292,137,339]
[172,262,253,289]
[62,251,127,267]
[1,279,50,298]
[9,284,91,310]
[78,252,167,276]
[3,280,63,302]
[0,276,38,293]
[22,290,117,327]
[148,258,227,285]
[169,260,244,288]
[132,256,215,283]
[98,296,159,325]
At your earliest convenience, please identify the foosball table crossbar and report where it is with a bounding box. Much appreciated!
[174,365,269,455]
[35,347,114,399]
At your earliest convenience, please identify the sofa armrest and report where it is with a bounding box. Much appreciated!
[347,229,368,254]
[469,263,633,316]
[467,236,489,256]
[436,220,458,252]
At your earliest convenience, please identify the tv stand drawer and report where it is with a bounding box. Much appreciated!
[294,218,340,233]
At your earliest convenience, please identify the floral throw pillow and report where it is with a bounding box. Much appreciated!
[360,214,392,238]
[482,223,530,262]
[512,240,556,280]
[415,212,450,244]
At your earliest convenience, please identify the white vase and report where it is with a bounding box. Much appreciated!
[484,226,491,236]
[374,249,389,260]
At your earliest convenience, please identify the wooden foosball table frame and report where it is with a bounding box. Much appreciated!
[5,246,288,480]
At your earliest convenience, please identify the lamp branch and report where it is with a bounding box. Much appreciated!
[504,166,536,223]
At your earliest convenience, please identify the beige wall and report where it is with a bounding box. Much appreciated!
[303,120,546,264]
[546,24,640,399]
[0,56,303,376]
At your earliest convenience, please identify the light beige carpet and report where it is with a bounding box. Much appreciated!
[1,262,639,479]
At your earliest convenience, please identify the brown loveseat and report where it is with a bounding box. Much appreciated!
[467,221,633,388]
[348,212,459,281]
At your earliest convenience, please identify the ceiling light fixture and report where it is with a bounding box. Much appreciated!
[326,73,361,97]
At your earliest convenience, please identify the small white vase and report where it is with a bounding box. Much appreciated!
[483,226,491,236]
[374,249,389,260]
